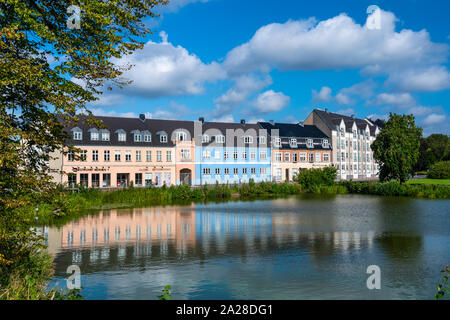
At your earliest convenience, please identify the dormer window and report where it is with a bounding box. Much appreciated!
[289,138,297,147]
[258,136,266,144]
[322,139,329,148]
[202,134,210,143]
[273,137,281,147]
[134,134,142,142]
[144,134,151,142]
[73,131,82,140]
[307,139,313,148]
[160,135,168,143]
[215,135,225,143]
[340,128,345,137]
[90,132,99,141]
[177,131,187,141]
[243,136,253,144]
[101,131,110,141]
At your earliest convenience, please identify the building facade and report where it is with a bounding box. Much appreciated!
[304,109,380,180]
[49,114,196,187]
[194,119,272,185]
[258,121,332,182]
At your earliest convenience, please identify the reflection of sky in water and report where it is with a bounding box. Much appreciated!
[45,195,450,300]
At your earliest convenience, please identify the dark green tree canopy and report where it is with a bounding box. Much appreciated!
[371,113,422,183]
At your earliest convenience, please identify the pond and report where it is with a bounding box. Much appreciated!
[45,194,450,299]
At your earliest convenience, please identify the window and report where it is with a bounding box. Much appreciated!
[353,153,357,162]
[156,151,162,162]
[91,132,99,141]
[102,174,111,187]
[260,168,267,175]
[103,150,109,162]
[73,131,82,140]
[224,168,230,175]
[341,140,345,149]
[203,168,211,175]
[177,132,187,141]
[292,153,298,163]
[290,138,297,147]
[275,152,282,162]
[258,136,266,144]
[341,153,345,161]
[233,168,238,175]
[242,151,247,160]
[233,150,238,160]
[276,168,282,180]
[307,139,313,148]
[92,150,98,162]
[274,138,281,147]
[340,128,344,137]
[203,150,211,159]
[181,149,190,160]
[202,135,210,143]
[160,135,167,143]
[166,151,172,162]
[80,150,87,161]
[144,134,151,142]
[250,151,256,160]
[243,168,247,174]
[125,151,131,162]
[135,173,143,186]
[102,132,110,141]
[353,130,357,138]
[216,135,225,143]
[243,136,253,144]
[251,168,256,175]
[322,139,329,148]
[92,174,100,188]
[136,150,141,162]
[214,150,221,159]
[68,174,76,187]
[224,151,229,160]
[353,141,357,150]
[215,168,220,175]
[300,153,306,162]
[260,151,267,160]
[68,150,75,161]
[114,151,121,162]
[324,153,330,162]
[80,174,88,187]
[118,133,126,142]
[134,134,142,142]
[146,150,152,162]
[315,153,321,162]
[284,153,290,162]
[309,153,314,163]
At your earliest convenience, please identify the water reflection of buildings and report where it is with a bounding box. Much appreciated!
[48,206,378,273]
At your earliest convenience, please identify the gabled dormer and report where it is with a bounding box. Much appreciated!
[115,129,126,142]
[71,127,83,140]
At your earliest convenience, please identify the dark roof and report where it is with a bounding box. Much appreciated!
[62,115,195,147]
[313,109,378,135]
[258,122,329,139]
[200,121,269,147]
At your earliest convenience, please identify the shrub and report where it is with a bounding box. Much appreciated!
[294,167,337,192]
[427,161,450,179]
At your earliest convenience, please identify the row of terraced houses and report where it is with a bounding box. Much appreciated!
[49,108,382,188]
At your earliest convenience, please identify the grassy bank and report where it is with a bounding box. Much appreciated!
[407,178,450,186]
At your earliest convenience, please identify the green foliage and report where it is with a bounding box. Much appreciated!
[294,167,337,192]
[372,113,422,183]
[427,161,450,179]
[158,285,173,300]
[435,266,450,300]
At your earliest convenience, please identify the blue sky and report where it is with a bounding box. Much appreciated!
[88,0,450,136]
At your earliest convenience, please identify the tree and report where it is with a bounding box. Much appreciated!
[0,0,166,298]
[371,113,422,183]
[415,134,450,172]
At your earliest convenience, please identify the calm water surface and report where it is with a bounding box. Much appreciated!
[46,194,450,299]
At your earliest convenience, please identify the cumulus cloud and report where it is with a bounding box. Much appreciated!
[157,0,210,13]
[110,32,225,99]
[90,108,151,119]
[387,66,450,92]
[312,86,332,103]
[369,93,416,106]
[423,113,446,125]
[252,90,290,113]
[212,114,235,123]
[223,10,449,92]
[335,108,355,116]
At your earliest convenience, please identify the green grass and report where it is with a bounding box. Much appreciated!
[407,179,450,186]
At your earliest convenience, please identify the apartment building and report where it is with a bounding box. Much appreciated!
[49,114,196,187]
[194,119,272,185]
[258,121,332,182]
[304,109,380,180]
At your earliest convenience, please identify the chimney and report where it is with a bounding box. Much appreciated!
[240,119,246,125]
[269,120,274,125]
[325,108,328,113]
[139,114,146,122]
[199,117,204,123]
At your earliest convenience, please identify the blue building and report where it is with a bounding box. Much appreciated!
[194,119,272,185]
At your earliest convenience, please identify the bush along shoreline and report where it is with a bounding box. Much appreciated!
[36,167,450,225]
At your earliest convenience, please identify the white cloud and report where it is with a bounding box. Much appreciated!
[335,93,354,105]
[339,80,377,99]
[252,90,290,113]
[212,114,235,123]
[407,106,433,117]
[90,108,151,119]
[369,93,416,106]
[423,113,446,125]
[111,32,225,99]
[335,108,355,116]
[223,10,449,92]
[312,86,332,103]
[387,66,450,92]
[157,0,210,13]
